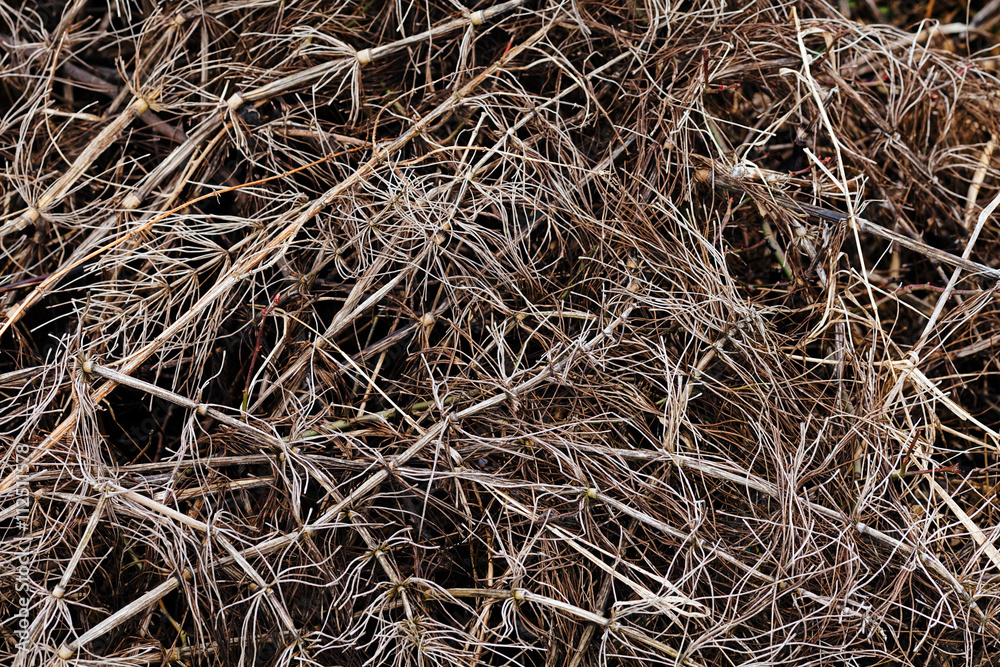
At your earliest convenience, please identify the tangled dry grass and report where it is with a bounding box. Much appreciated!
[4,0,1000,665]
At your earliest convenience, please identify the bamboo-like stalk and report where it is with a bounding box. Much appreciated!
[54,579,179,661]
[1,9,191,239]
[50,493,108,600]
[3,95,149,237]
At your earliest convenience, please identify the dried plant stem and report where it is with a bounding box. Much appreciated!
[916,191,1000,350]
[0,154,336,340]
[253,48,633,410]
[241,294,280,415]
[56,302,633,655]
[87,360,456,447]
[51,493,108,600]
[963,134,997,230]
[239,0,525,104]
[54,579,179,661]
[49,481,302,661]
[665,450,992,627]
[430,586,705,666]
[701,170,1000,280]
[1,3,521,324]
[242,304,634,561]
[1,96,149,237]
[567,568,615,667]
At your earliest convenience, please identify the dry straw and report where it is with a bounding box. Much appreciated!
[4,1,1000,666]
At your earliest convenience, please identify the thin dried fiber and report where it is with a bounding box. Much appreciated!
[3,1,1000,666]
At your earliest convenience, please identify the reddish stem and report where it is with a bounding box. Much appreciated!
[901,466,960,476]
[706,83,740,93]
[242,293,280,412]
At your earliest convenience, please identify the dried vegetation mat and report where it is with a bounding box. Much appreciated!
[5,0,1000,665]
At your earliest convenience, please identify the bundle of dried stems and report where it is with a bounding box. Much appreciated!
[4,0,1000,665]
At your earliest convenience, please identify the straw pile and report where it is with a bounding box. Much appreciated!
[3,0,1000,665]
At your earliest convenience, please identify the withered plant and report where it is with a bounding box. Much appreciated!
[3,0,1000,665]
